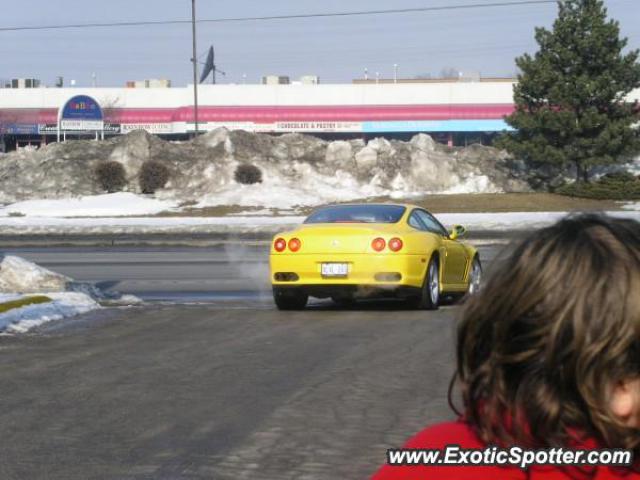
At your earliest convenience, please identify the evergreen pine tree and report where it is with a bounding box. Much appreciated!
[497,0,640,182]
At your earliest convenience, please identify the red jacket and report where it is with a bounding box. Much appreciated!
[372,421,639,479]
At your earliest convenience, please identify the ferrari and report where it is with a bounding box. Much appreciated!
[269,203,481,310]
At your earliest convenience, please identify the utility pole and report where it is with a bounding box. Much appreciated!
[191,0,199,135]
[393,63,399,83]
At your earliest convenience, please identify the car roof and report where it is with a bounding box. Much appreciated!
[313,203,422,210]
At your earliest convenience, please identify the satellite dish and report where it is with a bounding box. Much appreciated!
[199,45,226,84]
[199,46,214,84]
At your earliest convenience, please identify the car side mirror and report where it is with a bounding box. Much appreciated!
[449,225,466,240]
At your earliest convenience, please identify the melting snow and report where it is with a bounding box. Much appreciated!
[0,211,638,235]
[0,292,100,334]
[0,193,177,218]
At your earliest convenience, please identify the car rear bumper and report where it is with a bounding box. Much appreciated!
[272,284,422,300]
[269,253,427,289]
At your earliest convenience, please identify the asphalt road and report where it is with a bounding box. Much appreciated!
[2,243,504,302]
[0,243,507,479]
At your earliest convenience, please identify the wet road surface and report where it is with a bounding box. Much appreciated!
[2,243,504,302]
[0,242,508,479]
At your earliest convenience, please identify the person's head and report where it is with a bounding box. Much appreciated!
[452,214,640,453]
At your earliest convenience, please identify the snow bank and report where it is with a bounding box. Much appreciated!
[0,292,100,333]
[0,294,21,303]
[0,192,177,218]
[0,129,531,208]
[197,177,388,210]
[0,215,305,235]
[0,211,638,235]
[0,255,139,334]
[0,255,70,292]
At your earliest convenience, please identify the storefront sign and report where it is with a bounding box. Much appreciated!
[274,121,362,132]
[1,123,39,135]
[40,123,120,134]
[59,95,104,131]
[120,123,173,134]
[197,121,363,133]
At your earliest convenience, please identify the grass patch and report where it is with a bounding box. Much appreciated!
[0,295,52,314]
[144,193,626,218]
[395,193,624,213]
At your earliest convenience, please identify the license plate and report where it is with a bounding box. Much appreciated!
[321,263,349,277]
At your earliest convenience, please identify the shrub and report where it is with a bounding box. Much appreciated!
[234,164,263,185]
[95,161,127,193]
[139,160,170,194]
[556,171,640,200]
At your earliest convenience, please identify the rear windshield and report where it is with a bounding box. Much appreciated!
[304,205,406,224]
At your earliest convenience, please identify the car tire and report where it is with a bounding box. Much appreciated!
[273,288,308,310]
[410,256,440,310]
[467,256,482,296]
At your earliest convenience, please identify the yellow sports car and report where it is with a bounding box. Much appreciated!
[269,203,481,310]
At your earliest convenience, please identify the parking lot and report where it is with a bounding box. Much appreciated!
[0,243,503,479]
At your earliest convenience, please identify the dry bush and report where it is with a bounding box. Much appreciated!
[95,161,127,193]
[139,160,170,194]
[234,164,263,185]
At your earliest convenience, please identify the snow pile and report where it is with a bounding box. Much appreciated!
[0,292,100,334]
[0,255,140,333]
[0,192,177,218]
[0,214,305,235]
[0,129,530,208]
[0,255,70,292]
[0,293,21,303]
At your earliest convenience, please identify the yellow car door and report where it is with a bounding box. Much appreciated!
[442,238,468,286]
[413,209,467,286]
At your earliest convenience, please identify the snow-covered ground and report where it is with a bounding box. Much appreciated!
[0,255,137,333]
[0,192,638,234]
[0,292,100,334]
[0,211,638,235]
[0,192,177,218]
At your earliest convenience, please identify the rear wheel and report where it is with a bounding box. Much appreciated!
[410,256,440,310]
[273,288,308,310]
[467,256,482,296]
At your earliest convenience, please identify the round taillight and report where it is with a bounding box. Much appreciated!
[389,237,403,252]
[371,237,386,252]
[274,237,287,252]
[288,238,301,252]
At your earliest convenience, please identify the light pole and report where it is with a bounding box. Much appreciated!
[393,63,399,83]
[191,0,199,135]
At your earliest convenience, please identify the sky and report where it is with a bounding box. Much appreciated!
[1,0,639,87]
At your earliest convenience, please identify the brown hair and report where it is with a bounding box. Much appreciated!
[451,214,640,454]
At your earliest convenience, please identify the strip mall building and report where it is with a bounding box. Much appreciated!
[1,79,638,152]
